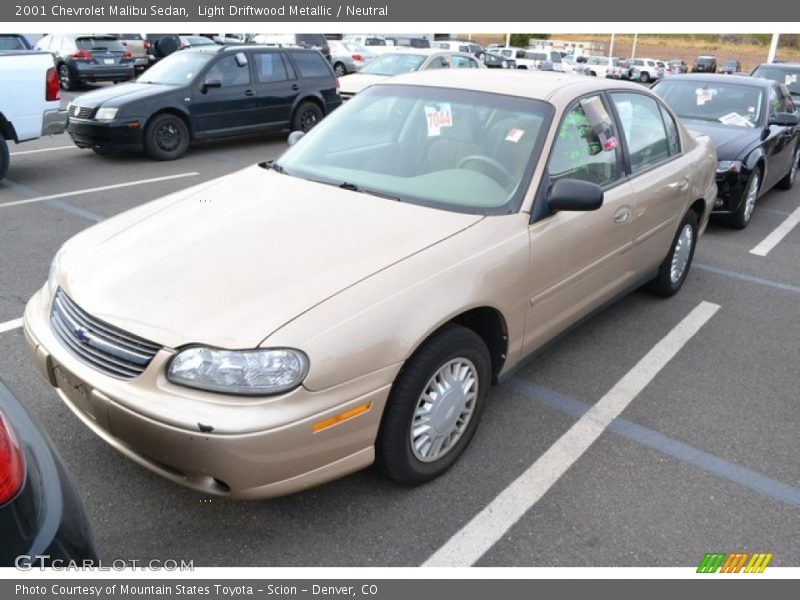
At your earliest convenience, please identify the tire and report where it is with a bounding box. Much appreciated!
[639,71,650,83]
[731,169,760,229]
[376,324,491,486]
[291,101,323,133]
[647,210,698,297]
[58,64,75,91]
[0,137,9,182]
[333,62,347,77]
[777,146,800,190]
[589,70,597,76]
[143,113,189,161]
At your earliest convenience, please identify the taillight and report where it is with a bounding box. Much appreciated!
[45,66,60,101]
[123,50,132,59]
[71,49,92,61]
[143,40,151,51]
[352,54,363,61]
[0,410,25,505]
[335,77,340,89]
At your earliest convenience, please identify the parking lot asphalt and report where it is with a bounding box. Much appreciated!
[1,84,798,567]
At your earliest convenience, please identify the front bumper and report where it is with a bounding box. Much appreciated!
[42,109,68,136]
[23,287,394,499]
[67,118,144,151]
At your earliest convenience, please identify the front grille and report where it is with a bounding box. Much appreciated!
[50,289,161,379]
[70,105,95,120]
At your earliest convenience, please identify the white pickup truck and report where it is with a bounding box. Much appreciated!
[0,51,68,181]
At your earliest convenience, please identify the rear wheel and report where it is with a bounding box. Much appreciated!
[376,324,490,485]
[333,62,347,77]
[639,71,651,83]
[58,64,75,91]
[647,210,698,297]
[0,137,9,181]
[731,170,760,229]
[291,101,323,133]
[777,146,800,190]
[143,113,189,161]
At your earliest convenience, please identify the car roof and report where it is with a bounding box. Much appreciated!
[753,62,800,69]
[380,69,648,102]
[663,73,774,88]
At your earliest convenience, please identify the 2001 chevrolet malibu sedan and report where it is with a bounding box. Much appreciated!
[24,71,717,499]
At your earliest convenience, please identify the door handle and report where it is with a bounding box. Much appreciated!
[613,205,632,224]
[291,83,300,91]
[244,89,255,97]
[667,177,689,191]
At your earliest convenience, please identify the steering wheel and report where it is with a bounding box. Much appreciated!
[457,155,515,188]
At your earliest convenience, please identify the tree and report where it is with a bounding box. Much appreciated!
[509,33,549,47]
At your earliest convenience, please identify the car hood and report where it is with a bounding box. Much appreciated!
[682,118,762,161]
[338,73,389,94]
[72,82,174,108]
[58,165,483,349]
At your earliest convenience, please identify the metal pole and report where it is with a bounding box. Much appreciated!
[768,33,780,63]
[631,33,637,59]
[609,33,615,57]
[506,32,511,47]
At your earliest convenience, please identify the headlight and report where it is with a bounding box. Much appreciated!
[47,247,64,297]
[167,347,309,396]
[94,107,119,121]
[717,160,743,173]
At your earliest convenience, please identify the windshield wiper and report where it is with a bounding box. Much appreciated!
[338,181,402,202]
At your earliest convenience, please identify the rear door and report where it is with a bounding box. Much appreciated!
[252,50,299,128]
[609,91,690,274]
[190,52,260,134]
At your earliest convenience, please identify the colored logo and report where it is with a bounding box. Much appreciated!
[697,552,773,573]
[74,327,91,344]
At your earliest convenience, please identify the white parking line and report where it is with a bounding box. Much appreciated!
[750,206,800,257]
[9,145,80,156]
[423,300,720,567]
[0,318,23,334]
[0,173,199,209]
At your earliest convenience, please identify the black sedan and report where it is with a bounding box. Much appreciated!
[653,74,800,228]
[751,62,800,100]
[0,379,97,566]
[67,45,341,160]
[482,51,516,69]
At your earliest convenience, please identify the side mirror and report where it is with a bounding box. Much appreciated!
[547,178,604,212]
[287,130,305,146]
[769,112,800,127]
[202,78,222,92]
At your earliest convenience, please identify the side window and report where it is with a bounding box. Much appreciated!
[768,86,782,117]
[291,51,331,78]
[256,53,289,83]
[659,104,681,155]
[548,97,622,187]
[611,92,671,173]
[779,85,797,114]
[452,55,477,69]
[426,56,450,69]
[206,56,251,87]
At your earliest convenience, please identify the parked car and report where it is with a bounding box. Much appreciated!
[751,62,800,98]
[497,47,535,69]
[720,60,742,74]
[653,74,800,228]
[110,33,153,72]
[66,45,341,160]
[329,40,375,76]
[212,33,250,45]
[436,40,483,59]
[26,71,716,499]
[0,379,97,566]
[581,55,620,78]
[560,55,581,75]
[693,55,717,73]
[0,34,33,51]
[621,58,663,83]
[250,33,331,62]
[338,50,483,100]
[342,34,388,48]
[35,34,135,90]
[179,35,218,50]
[0,51,67,181]
[482,51,515,69]
[667,59,689,74]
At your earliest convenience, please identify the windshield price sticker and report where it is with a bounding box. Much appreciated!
[505,128,525,142]
[696,88,715,106]
[424,103,453,136]
[786,74,798,85]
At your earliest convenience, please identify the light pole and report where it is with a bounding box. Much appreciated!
[631,33,638,59]
[609,33,615,57]
[768,33,780,63]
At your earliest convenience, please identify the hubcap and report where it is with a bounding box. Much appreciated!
[410,358,478,463]
[743,173,759,222]
[300,110,318,131]
[670,223,694,284]
[59,67,70,88]
[155,123,181,152]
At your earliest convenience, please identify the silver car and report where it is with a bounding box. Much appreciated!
[329,40,375,76]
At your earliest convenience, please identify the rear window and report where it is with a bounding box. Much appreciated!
[752,65,800,95]
[113,34,143,41]
[76,37,126,52]
[0,35,28,50]
[295,34,327,50]
[291,51,332,78]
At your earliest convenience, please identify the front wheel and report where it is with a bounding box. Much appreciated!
[376,324,491,485]
[777,146,800,190]
[647,210,698,297]
[291,101,323,133]
[143,114,189,161]
[0,137,9,181]
[731,170,760,229]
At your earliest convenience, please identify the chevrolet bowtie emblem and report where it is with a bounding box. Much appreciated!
[74,328,91,344]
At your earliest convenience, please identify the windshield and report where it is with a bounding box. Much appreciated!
[697,57,714,64]
[138,51,215,85]
[360,53,426,75]
[752,65,800,95]
[653,80,764,127]
[275,85,552,214]
[0,35,27,50]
